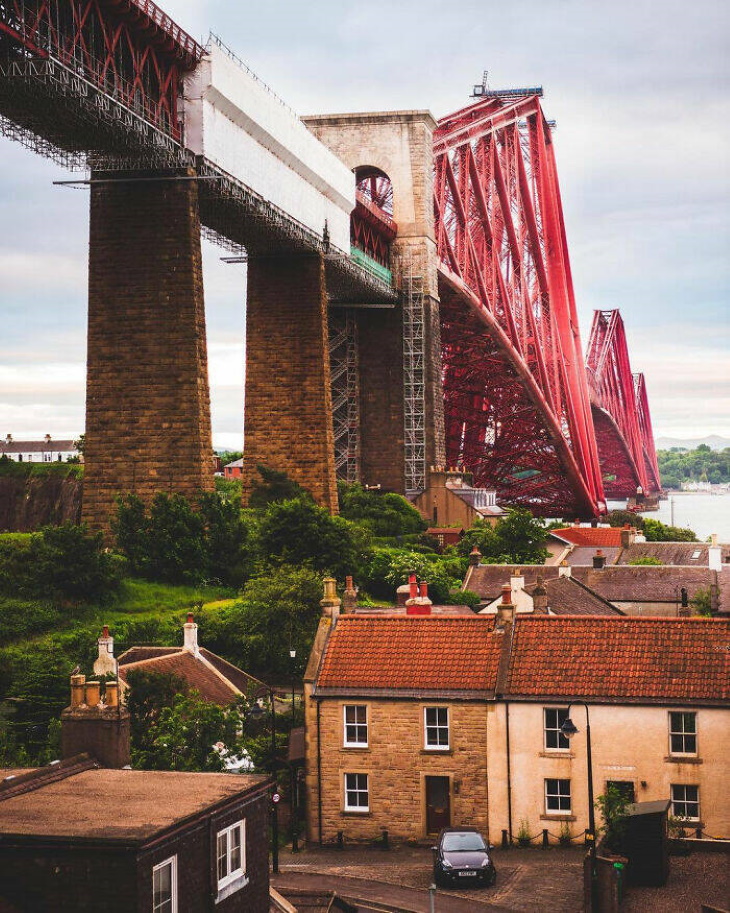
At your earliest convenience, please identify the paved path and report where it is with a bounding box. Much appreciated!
[273,844,585,913]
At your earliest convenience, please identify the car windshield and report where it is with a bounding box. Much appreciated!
[442,833,486,852]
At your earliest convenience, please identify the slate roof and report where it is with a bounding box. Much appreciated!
[566,547,621,566]
[316,616,502,694]
[524,576,623,616]
[571,566,716,603]
[616,542,729,566]
[550,527,625,547]
[117,647,265,705]
[465,564,560,601]
[0,767,267,841]
[505,616,730,704]
[0,439,76,454]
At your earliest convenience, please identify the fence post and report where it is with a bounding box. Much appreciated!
[542,829,549,849]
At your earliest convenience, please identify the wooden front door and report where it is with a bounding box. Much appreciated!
[426,776,451,834]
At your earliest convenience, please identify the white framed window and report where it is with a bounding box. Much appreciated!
[153,856,177,913]
[344,772,369,812]
[669,712,697,755]
[343,705,368,747]
[545,778,571,814]
[544,707,569,750]
[217,820,245,891]
[671,785,700,821]
[424,707,449,750]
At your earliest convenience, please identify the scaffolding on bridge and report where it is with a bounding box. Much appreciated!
[328,310,360,485]
[398,252,427,495]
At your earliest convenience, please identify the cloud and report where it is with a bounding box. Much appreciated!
[1,0,727,445]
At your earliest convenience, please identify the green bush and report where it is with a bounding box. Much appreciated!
[258,498,368,579]
[338,481,426,538]
[113,492,254,586]
[458,509,549,564]
[628,556,663,566]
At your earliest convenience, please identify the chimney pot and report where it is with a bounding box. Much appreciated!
[408,573,418,600]
[320,576,341,620]
[84,681,101,708]
[419,581,428,599]
[497,587,515,628]
[105,681,119,708]
[71,674,86,708]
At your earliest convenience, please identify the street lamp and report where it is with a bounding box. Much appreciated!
[289,647,299,853]
[247,688,279,874]
[560,701,598,912]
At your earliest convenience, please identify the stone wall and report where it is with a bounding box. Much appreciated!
[242,253,338,512]
[83,169,214,535]
[305,693,489,844]
[0,475,82,531]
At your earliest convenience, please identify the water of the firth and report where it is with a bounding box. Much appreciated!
[608,493,730,542]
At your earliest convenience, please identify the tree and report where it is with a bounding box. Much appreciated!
[125,669,190,755]
[248,465,313,509]
[132,690,245,772]
[258,498,368,579]
[27,523,123,604]
[338,482,426,538]
[642,518,698,543]
[458,509,549,564]
[691,588,713,617]
[113,492,255,586]
[200,566,323,678]
[362,547,465,604]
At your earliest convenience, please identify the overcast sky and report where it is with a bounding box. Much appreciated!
[1,0,728,449]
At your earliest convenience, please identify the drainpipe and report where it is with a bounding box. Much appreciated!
[505,701,513,844]
[317,698,323,846]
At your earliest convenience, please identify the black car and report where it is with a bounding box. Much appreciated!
[432,827,497,888]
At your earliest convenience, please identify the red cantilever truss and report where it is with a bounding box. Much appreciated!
[634,372,662,493]
[433,92,605,517]
[585,310,660,497]
[1,0,203,141]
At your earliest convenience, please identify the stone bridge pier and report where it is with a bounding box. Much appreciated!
[305,111,446,495]
[82,171,214,534]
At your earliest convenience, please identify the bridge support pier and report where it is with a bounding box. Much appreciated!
[82,170,214,534]
[242,253,338,512]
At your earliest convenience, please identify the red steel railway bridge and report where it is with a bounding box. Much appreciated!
[0,0,661,529]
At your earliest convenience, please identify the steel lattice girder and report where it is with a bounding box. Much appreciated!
[434,93,605,517]
[0,0,202,142]
[586,310,660,496]
[634,372,662,492]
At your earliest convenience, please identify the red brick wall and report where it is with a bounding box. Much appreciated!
[83,170,214,534]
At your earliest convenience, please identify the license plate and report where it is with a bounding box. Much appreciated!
[459,871,477,877]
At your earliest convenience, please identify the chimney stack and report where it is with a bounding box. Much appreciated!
[61,672,130,768]
[405,579,432,615]
[533,576,548,613]
[709,534,722,571]
[343,575,358,613]
[558,560,572,578]
[510,569,524,605]
[93,625,116,676]
[183,613,199,656]
[320,577,341,621]
[678,587,690,617]
[469,546,482,567]
[592,550,607,570]
[496,585,515,629]
[620,524,634,549]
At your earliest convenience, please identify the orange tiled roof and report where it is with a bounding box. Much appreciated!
[506,616,730,702]
[316,616,502,693]
[118,650,241,706]
[551,527,624,547]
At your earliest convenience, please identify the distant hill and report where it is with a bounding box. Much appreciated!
[655,435,730,452]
